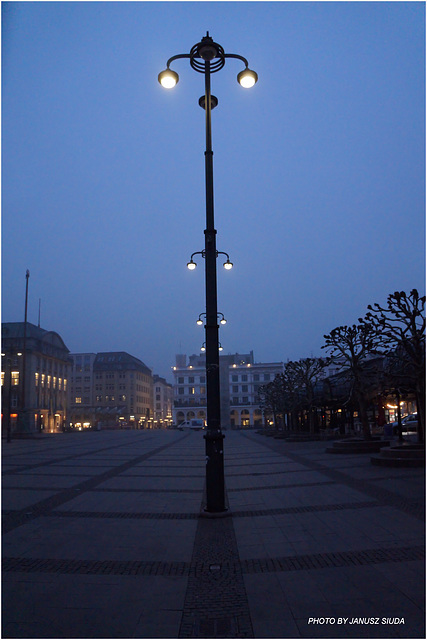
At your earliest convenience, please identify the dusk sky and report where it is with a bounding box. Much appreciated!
[2,1,425,382]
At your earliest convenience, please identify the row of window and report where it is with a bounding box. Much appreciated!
[176,385,260,395]
[177,386,206,395]
[175,398,256,407]
[35,373,67,390]
[230,373,271,382]
[94,372,150,382]
[95,395,127,402]
[176,373,273,384]
[90,384,150,395]
[177,376,206,384]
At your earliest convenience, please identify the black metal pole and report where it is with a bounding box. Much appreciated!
[5,358,12,443]
[21,269,29,432]
[159,34,257,513]
[203,60,226,513]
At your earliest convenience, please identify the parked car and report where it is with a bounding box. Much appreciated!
[178,419,205,431]
[392,413,418,435]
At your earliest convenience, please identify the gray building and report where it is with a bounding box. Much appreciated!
[153,375,173,428]
[172,351,284,429]
[68,351,154,429]
[2,322,71,434]
[68,352,97,429]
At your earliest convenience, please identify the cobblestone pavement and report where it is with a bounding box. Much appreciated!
[2,429,425,638]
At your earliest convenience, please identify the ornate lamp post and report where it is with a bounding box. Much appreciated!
[159,33,258,513]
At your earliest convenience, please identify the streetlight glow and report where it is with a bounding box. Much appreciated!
[158,69,179,89]
[237,68,258,88]
[223,259,233,270]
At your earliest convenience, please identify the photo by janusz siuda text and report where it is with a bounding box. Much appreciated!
[308,617,405,626]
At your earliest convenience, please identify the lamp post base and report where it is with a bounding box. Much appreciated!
[200,507,231,519]
[204,431,226,513]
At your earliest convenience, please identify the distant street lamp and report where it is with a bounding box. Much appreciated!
[197,312,227,326]
[159,32,258,513]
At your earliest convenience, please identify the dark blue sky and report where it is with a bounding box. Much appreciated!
[2,1,425,381]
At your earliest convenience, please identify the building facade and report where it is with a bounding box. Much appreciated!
[2,322,71,434]
[228,359,285,427]
[172,352,284,429]
[69,351,154,429]
[68,353,97,429]
[153,375,173,428]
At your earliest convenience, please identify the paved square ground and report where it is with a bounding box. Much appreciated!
[2,429,425,638]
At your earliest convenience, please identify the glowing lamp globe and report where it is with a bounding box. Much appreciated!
[158,69,179,89]
[237,68,258,89]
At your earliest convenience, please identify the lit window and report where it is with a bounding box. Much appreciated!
[53,377,57,389]
[1,372,4,386]
[47,375,51,388]
[41,374,46,387]
[35,372,39,386]
[64,379,67,391]
[75,397,82,404]
[11,372,19,386]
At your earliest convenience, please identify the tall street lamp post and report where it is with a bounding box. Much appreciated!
[159,33,258,513]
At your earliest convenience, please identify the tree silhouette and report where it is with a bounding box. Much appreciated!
[363,289,425,442]
[322,323,378,439]
[285,358,329,432]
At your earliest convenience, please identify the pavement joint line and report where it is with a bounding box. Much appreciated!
[2,479,337,493]
[2,433,191,533]
[2,500,382,521]
[1,434,158,475]
[242,432,425,521]
[228,479,336,491]
[3,544,424,576]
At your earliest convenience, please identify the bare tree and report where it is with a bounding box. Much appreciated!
[258,376,285,430]
[364,289,425,442]
[322,323,377,439]
[286,358,329,432]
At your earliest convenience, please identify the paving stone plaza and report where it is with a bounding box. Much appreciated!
[2,429,425,638]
